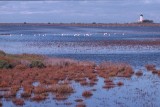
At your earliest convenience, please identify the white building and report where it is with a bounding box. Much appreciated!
[139,14,144,22]
[138,14,153,23]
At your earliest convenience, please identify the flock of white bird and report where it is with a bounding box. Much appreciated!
[8,32,125,37]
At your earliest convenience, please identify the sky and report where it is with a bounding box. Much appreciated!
[0,0,160,23]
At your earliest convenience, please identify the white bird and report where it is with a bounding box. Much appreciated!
[104,33,108,35]
[86,34,90,36]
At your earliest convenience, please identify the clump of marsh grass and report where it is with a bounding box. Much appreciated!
[145,64,156,71]
[145,64,160,75]
[32,95,46,102]
[21,92,31,98]
[117,81,124,86]
[82,90,93,98]
[54,84,74,94]
[0,81,9,88]
[99,62,134,78]
[135,71,143,76]
[76,102,86,107]
[54,94,68,101]
[12,98,25,106]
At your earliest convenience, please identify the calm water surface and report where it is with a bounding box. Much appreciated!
[0,25,160,65]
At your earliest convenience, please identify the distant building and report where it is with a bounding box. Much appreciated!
[139,14,144,22]
[138,14,153,23]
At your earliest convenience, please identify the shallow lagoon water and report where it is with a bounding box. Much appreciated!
[0,25,160,107]
[0,25,159,66]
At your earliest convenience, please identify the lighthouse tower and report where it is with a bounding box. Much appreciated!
[139,14,144,22]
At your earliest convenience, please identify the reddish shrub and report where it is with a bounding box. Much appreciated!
[82,91,93,98]
[12,98,25,106]
[23,85,33,95]
[15,64,27,70]
[104,79,112,83]
[145,64,156,71]
[33,86,46,94]
[0,81,9,87]
[103,80,115,89]
[135,71,143,76]
[76,102,86,107]
[21,92,31,98]
[55,84,74,94]
[89,81,97,86]
[92,78,98,82]
[99,62,134,78]
[152,70,158,74]
[10,90,17,97]
[117,81,124,86]
[80,81,88,86]
[55,94,67,101]
[32,95,46,101]
[11,85,20,92]
[75,78,84,82]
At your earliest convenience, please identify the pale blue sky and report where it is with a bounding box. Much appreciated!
[0,0,159,23]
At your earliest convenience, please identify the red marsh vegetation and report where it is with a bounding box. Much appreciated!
[117,81,124,86]
[12,98,25,106]
[135,71,143,76]
[145,64,160,75]
[54,39,160,48]
[0,50,137,105]
[98,62,134,78]
[76,102,86,107]
[82,90,93,98]
[32,95,46,102]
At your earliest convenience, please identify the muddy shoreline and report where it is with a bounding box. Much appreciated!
[0,23,160,27]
